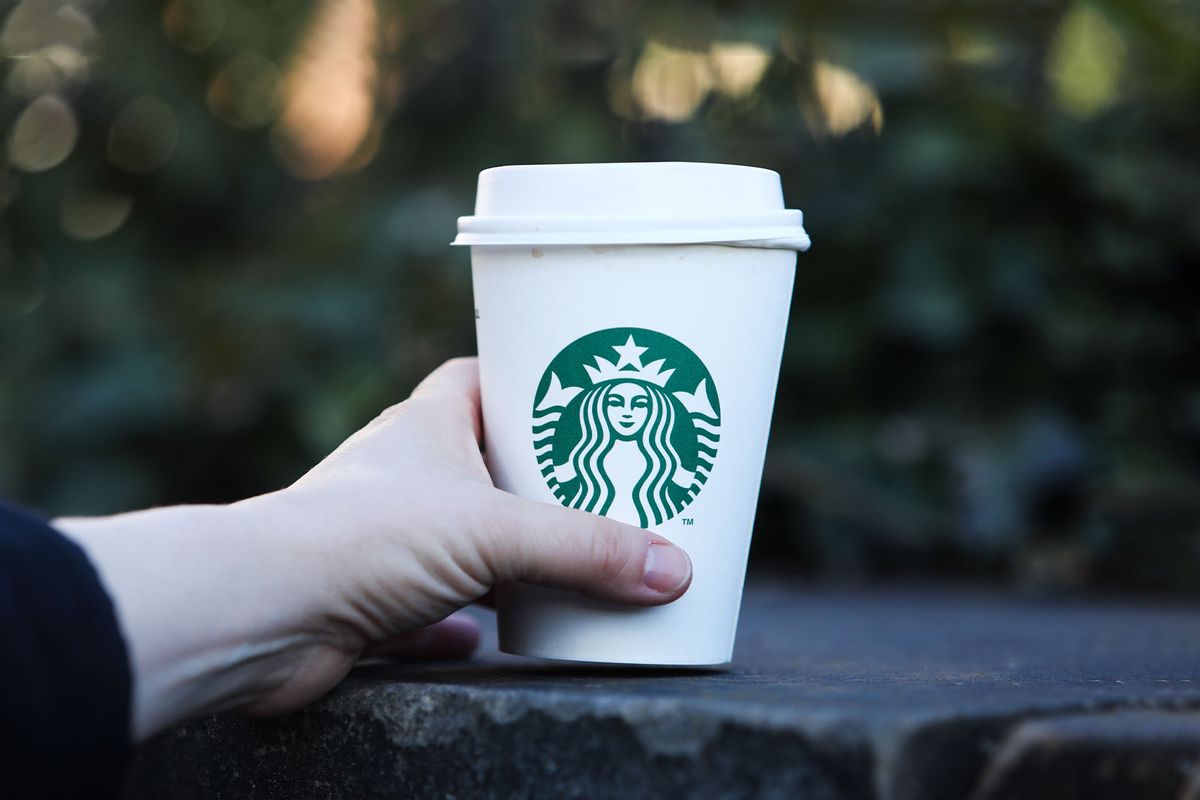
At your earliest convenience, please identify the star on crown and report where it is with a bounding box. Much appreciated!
[584,334,675,388]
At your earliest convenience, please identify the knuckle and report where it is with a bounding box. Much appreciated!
[473,492,522,580]
[403,389,461,423]
[376,401,407,422]
[589,516,638,585]
[395,395,437,422]
[443,356,477,371]
[339,405,402,446]
[416,357,476,395]
[362,399,411,433]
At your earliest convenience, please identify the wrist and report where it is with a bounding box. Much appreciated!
[59,498,331,740]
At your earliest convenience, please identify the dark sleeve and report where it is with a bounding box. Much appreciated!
[0,500,132,799]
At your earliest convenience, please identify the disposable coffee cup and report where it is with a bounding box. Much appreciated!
[453,162,810,665]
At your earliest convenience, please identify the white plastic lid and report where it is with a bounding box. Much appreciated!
[453,162,810,251]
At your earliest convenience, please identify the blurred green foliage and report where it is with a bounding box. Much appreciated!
[2,0,1199,591]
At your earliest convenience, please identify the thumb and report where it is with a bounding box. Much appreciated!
[485,492,693,605]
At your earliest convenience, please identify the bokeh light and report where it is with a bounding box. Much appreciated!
[631,41,713,123]
[271,0,380,180]
[5,42,91,98]
[1,0,98,56]
[60,188,133,241]
[161,0,225,54]
[107,96,179,174]
[205,52,281,130]
[626,40,773,123]
[7,94,77,172]
[810,61,884,136]
[708,42,771,100]
[1047,5,1125,118]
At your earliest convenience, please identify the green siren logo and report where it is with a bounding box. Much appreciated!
[532,327,721,528]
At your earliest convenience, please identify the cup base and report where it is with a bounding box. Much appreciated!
[498,643,732,668]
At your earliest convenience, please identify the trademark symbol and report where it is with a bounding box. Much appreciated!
[681,518,694,526]
[474,307,480,319]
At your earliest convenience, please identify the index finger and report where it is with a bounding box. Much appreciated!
[410,356,483,446]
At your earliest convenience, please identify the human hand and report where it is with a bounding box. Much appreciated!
[242,357,693,710]
[61,358,692,739]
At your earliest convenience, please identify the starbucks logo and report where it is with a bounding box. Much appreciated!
[532,327,721,528]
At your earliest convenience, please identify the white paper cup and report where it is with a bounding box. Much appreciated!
[454,163,809,665]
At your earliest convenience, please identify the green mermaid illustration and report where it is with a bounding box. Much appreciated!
[532,328,720,528]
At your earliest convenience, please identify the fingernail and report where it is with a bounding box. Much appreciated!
[642,542,691,593]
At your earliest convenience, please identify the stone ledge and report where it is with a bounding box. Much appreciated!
[974,711,1200,800]
[121,582,1200,800]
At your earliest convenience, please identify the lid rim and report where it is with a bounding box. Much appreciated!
[458,210,803,226]
[476,161,784,178]
[458,161,809,252]
[452,228,810,251]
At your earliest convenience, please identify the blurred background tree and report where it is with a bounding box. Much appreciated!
[2,0,1198,592]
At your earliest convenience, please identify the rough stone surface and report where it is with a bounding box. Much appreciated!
[120,581,1200,800]
[973,711,1200,800]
